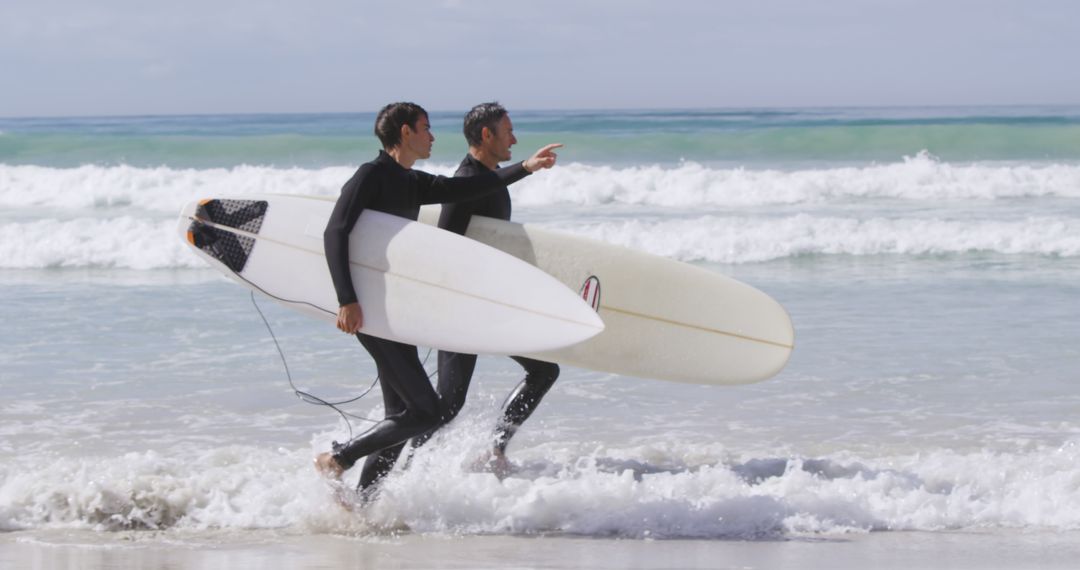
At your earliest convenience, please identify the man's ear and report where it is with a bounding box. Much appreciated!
[400,123,413,141]
[481,126,494,142]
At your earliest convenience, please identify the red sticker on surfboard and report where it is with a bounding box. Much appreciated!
[579,276,601,312]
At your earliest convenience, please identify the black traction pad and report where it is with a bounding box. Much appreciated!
[187,199,268,273]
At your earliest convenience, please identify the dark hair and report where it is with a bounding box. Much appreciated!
[374,102,428,149]
[462,102,508,148]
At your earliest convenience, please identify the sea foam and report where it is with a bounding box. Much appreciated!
[550,214,1080,263]
[512,151,1080,207]
[3,153,1079,213]
[0,217,199,269]
[2,156,1078,268]
[2,438,1079,537]
[1,213,1076,269]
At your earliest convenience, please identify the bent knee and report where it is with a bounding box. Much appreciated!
[398,405,442,432]
[527,362,560,385]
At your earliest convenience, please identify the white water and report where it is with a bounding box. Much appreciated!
[3,153,1079,268]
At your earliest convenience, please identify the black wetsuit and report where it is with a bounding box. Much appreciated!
[324,150,528,489]
[423,154,560,454]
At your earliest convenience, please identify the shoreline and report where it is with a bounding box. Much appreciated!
[3,528,1078,570]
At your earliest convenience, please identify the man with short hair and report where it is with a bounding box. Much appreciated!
[418,102,562,477]
[315,102,561,493]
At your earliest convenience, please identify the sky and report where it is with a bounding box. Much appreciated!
[3,0,1079,117]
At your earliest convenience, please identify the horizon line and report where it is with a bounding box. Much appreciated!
[5,102,1080,122]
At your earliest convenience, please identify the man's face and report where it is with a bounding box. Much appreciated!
[484,115,517,163]
[404,115,434,160]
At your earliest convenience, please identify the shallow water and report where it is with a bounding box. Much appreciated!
[2,108,1079,544]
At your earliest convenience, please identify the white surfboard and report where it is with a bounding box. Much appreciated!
[418,206,794,385]
[176,196,604,355]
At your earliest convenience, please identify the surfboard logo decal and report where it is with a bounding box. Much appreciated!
[579,276,601,312]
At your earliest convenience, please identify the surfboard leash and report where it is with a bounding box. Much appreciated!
[245,288,441,439]
[247,290,382,439]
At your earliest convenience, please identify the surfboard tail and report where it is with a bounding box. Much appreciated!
[183,199,269,273]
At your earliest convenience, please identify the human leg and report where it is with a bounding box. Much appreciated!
[409,351,477,450]
[323,334,444,472]
[355,372,408,492]
[492,357,559,455]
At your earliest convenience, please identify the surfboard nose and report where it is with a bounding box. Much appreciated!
[564,295,606,343]
[513,309,603,354]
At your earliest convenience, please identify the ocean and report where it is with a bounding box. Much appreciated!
[2,107,1079,568]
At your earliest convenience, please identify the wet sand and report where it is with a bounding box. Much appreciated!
[3,528,1079,570]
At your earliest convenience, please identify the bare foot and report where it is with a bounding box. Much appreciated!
[489,452,515,480]
[469,450,517,480]
[468,451,491,472]
[314,452,345,479]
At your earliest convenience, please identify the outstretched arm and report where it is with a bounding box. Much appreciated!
[416,143,564,205]
[521,143,563,173]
